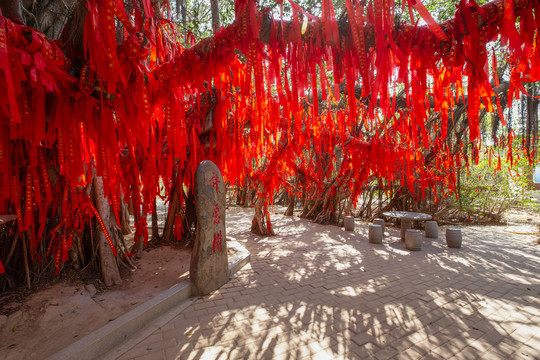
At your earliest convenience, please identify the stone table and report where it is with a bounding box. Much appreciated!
[382,211,432,241]
[0,215,17,225]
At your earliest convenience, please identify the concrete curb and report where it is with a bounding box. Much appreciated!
[228,239,251,277]
[47,240,250,360]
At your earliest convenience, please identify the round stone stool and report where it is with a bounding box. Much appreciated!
[446,228,462,248]
[425,220,438,238]
[400,221,412,241]
[344,216,355,231]
[373,218,385,234]
[369,224,383,244]
[405,229,423,251]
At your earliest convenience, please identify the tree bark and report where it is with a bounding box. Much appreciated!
[251,184,275,236]
[210,0,220,33]
[0,0,23,22]
[69,232,81,270]
[120,197,132,235]
[526,86,539,160]
[21,231,31,288]
[95,176,121,286]
[284,182,296,217]
[134,211,145,258]
[162,185,179,242]
[151,198,160,241]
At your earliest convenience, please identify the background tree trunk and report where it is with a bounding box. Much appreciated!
[151,198,159,241]
[284,186,296,216]
[162,186,179,242]
[526,86,539,160]
[251,184,275,236]
[210,0,220,33]
[134,211,145,258]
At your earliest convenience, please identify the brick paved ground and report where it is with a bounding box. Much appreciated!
[118,207,540,360]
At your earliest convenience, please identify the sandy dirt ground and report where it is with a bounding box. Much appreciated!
[0,245,192,360]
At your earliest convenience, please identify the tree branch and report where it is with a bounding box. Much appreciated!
[153,0,529,92]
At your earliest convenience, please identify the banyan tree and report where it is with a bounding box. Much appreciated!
[0,0,539,287]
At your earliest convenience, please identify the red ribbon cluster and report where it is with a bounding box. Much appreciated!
[1,0,539,274]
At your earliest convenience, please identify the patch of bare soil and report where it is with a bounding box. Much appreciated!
[0,245,192,360]
[502,207,540,243]
[502,207,540,223]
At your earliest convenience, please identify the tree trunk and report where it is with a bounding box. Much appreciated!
[0,0,23,22]
[526,86,539,160]
[151,198,160,241]
[120,194,132,235]
[284,192,295,216]
[244,188,256,207]
[95,176,121,286]
[182,190,196,244]
[236,185,246,205]
[134,211,145,258]
[69,232,81,270]
[21,231,31,288]
[251,184,275,236]
[177,0,187,35]
[162,186,179,242]
[210,0,220,33]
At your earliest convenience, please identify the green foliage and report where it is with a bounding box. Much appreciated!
[422,0,490,23]
[170,0,300,43]
[449,150,538,221]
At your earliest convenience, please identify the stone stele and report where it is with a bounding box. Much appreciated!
[190,160,229,296]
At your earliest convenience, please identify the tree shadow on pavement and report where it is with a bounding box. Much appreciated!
[141,207,539,360]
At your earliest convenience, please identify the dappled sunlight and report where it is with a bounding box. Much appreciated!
[164,300,358,359]
[425,225,539,287]
[451,256,472,267]
[228,208,374,284]
[371,247,392,260]
[384,244,411,256]
[330,285,364,297]
[121,207,540,359]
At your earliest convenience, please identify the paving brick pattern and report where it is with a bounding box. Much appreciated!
[118,208,540,359]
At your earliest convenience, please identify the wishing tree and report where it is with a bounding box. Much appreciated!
[0,0,539,287]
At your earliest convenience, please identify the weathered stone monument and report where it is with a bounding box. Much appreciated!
[190,160,229,295]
